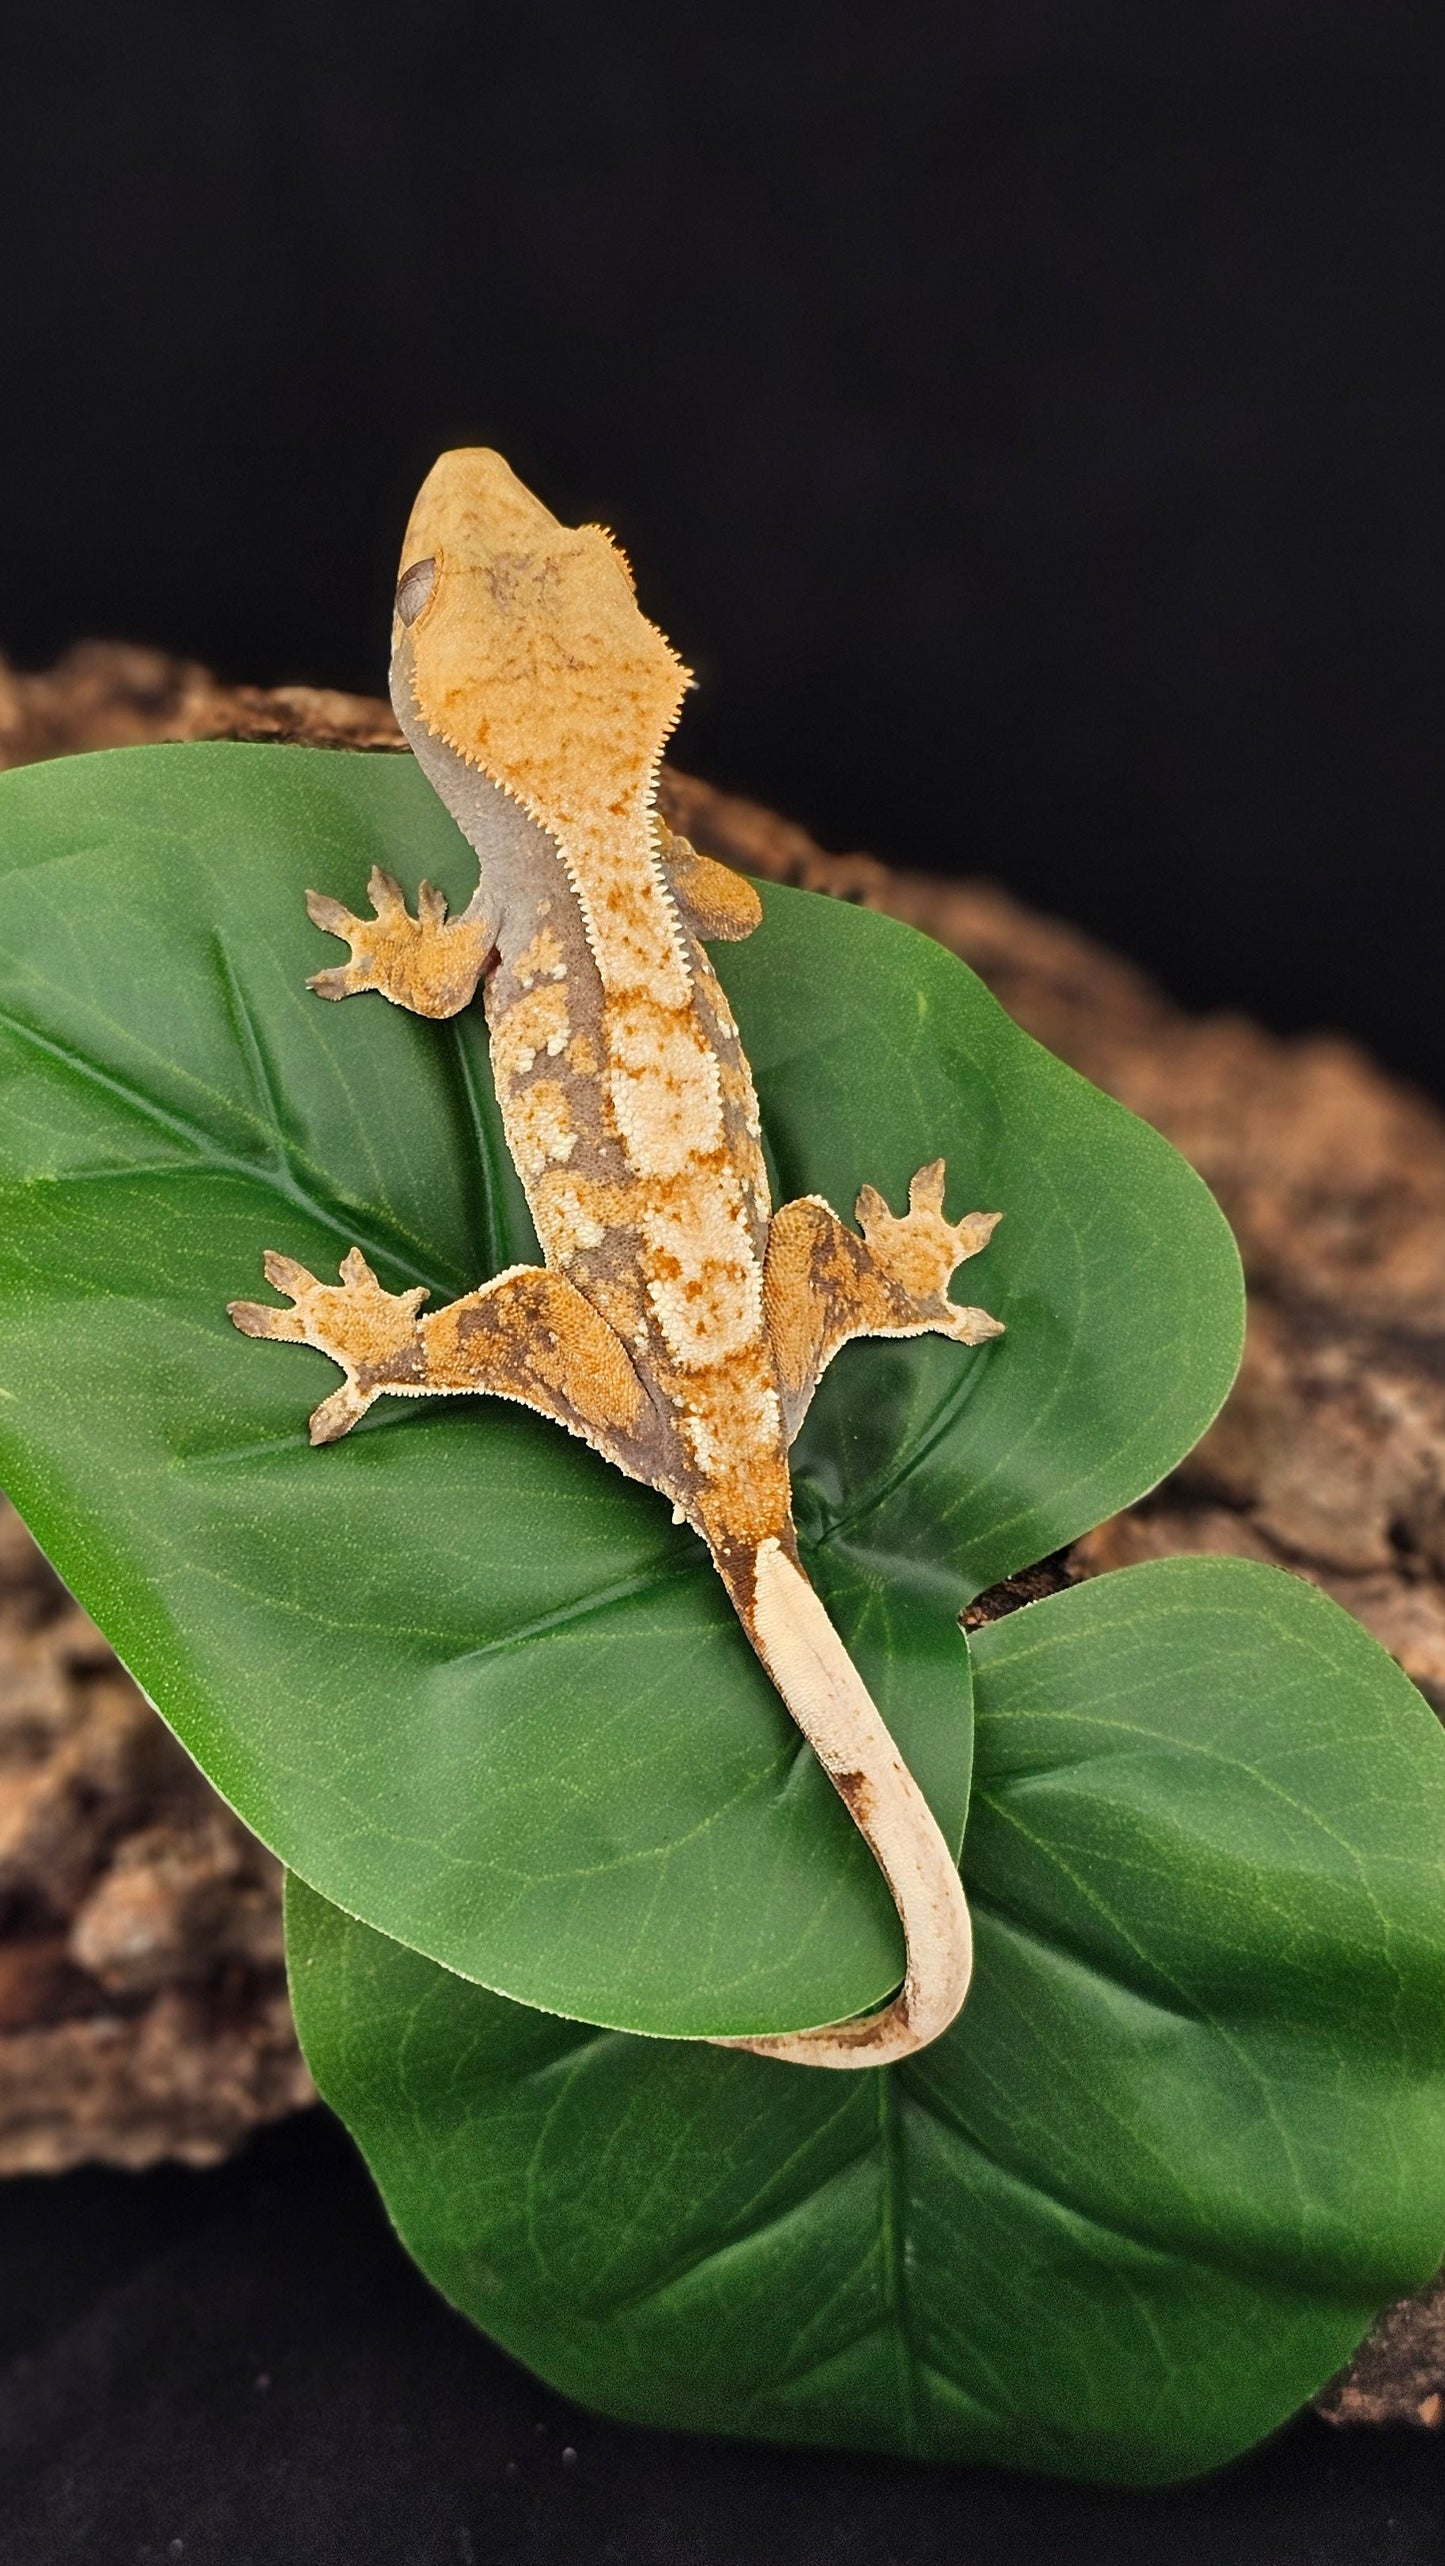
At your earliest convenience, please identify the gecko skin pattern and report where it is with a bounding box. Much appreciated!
[231,451,1004,2067]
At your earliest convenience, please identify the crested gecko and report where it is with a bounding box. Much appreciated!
[230,450,1003,2068]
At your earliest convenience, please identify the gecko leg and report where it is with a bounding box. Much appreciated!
[306,868,495,1019]
[763,1160,1003,1442]
[229,1248,657,1467]
[654,822,763,943]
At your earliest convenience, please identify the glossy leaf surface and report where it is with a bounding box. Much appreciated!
[290,1560,1445,2485]
[0,744,1240,2032]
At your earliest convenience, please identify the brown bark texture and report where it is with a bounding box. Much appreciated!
[0,642,1440,2419]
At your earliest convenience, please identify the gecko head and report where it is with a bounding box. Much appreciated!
[391,448,692,844]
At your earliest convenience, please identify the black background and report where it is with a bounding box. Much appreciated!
[4,2111,1445,2566]
[3,2,1444,1093]
[3,6,1445,2558]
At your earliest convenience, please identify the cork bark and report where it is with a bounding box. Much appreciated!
[0,642,1440,2419]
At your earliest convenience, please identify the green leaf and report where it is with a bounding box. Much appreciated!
[0,743,1240,2034]
[289,1558,1445,2485]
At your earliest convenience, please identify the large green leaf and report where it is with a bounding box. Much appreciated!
[289,1559,1445,2486]
[0,743,1240,2033]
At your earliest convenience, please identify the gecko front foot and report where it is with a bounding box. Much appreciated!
[764,1160,1004,1442]
[306,868,493,1019]
[228,1248,429,1443]
[854,1161,1003,1339]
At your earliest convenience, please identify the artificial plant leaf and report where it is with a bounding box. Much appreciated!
[0,743,1240,2035]
[288,1559,1445,2487]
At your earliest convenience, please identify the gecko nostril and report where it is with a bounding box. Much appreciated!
[395,557,437,626]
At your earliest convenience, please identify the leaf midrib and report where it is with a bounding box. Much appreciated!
[509,2015,1294,2409]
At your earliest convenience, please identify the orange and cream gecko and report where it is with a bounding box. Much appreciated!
[230,450,1003,2067]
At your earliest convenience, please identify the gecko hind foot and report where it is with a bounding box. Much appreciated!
[853,1160,1004,1338]
[228,1247,429,1443]
[306,867,493,1019]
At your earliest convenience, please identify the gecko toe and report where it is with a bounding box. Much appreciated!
[305,888,356,935]
[227,1297,306,1342]
[261,1250,319,1297]
[309,1384,370,1445]
[945,1303,1005,1345]
[908,1159,948,1215]
[307,965,370,1000]
[366,866,406,917]
[951,1209,1003,1259]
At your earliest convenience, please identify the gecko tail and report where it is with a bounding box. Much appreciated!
[710,1537,972,2070]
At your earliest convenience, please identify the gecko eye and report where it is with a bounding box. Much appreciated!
[395,557,437,626]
